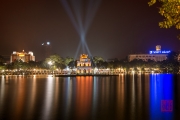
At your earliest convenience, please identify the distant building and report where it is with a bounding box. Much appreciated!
[77,54,92,74]
[128,45,170,62]
[41,42,52,59]
[128,54,167,62]
[10,50,35,63]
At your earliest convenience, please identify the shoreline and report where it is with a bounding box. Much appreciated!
[0,74,119,77]
[0,73,180,78]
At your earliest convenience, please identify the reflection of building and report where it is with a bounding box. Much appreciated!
[10,50,35,63]
[128,45,170,62]
[77,54,92,74]
[150,74,173,119]
[41,42,51,59]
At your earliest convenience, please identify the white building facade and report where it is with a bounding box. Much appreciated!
[128,45,170,62]
[128,54,167,62]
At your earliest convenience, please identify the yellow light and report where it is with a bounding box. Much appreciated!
[19,54,24,56]
[81,54,88,59]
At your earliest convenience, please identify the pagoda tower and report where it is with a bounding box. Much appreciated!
[76,54,92,74]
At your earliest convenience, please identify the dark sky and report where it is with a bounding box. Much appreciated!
[0,0,179,61]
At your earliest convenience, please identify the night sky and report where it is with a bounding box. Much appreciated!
[0,0,180,61]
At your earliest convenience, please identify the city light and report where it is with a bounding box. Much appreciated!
[48,61,53,65]
[149,50,171,54]
[41,42,50,46]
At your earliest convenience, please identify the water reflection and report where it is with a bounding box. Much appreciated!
[0,74,179,120]
[75,76,93,119]
[41,77,54,120]
[26,78,36,120]
[150,74,174,120]
[92,77,98,118]
[63,77,71,119]
[0,77,5,115]
[116,74,125,119]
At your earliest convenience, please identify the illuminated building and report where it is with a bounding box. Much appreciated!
[10,50,35,63]
[77,54,92,74]
[128,45,170,62]
[156,45,161,51]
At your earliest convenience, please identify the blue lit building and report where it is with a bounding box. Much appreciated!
[128,45,171,62]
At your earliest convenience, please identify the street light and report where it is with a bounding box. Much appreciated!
[48,61,53,71]
[48,61,52,66]
[48,61,53,74]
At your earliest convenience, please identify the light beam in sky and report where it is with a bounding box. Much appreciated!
[60,0,101,59]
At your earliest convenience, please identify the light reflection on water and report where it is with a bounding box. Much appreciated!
[41,77,54,120]
[0,77,5,114]
[150,74,174,120]
[0,74,180,120]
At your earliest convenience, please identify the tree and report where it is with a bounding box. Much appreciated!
[107,62,113,69]
[68,60,76,68]
[167,51,179,61]
[28,61,38,69]
[149,0,180,38]
[0,65,5,70]
[21,62,29,70]
[163,51,179,73]
[13,59,24,70]
[161,59,179,73]
[92,56,104,69]
[44,54,64,70]
[64,56,74,67]
[129,59,146,71]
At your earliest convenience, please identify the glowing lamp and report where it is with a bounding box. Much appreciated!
[48,61,52,65]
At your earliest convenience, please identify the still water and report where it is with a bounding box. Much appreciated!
[0,74,180,120]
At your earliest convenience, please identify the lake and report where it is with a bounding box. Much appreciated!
[0,74,180,120]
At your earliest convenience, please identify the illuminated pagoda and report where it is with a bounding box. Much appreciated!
[77,54,92,74]
[10,50,35,63]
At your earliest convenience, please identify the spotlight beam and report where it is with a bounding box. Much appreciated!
[71,0,84,34]
[74,41,81,59]
[70,0,86,54]
[60,0,101,57]
[84,0,102,32]
[83,39,91,55]
[60,0,80,35]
